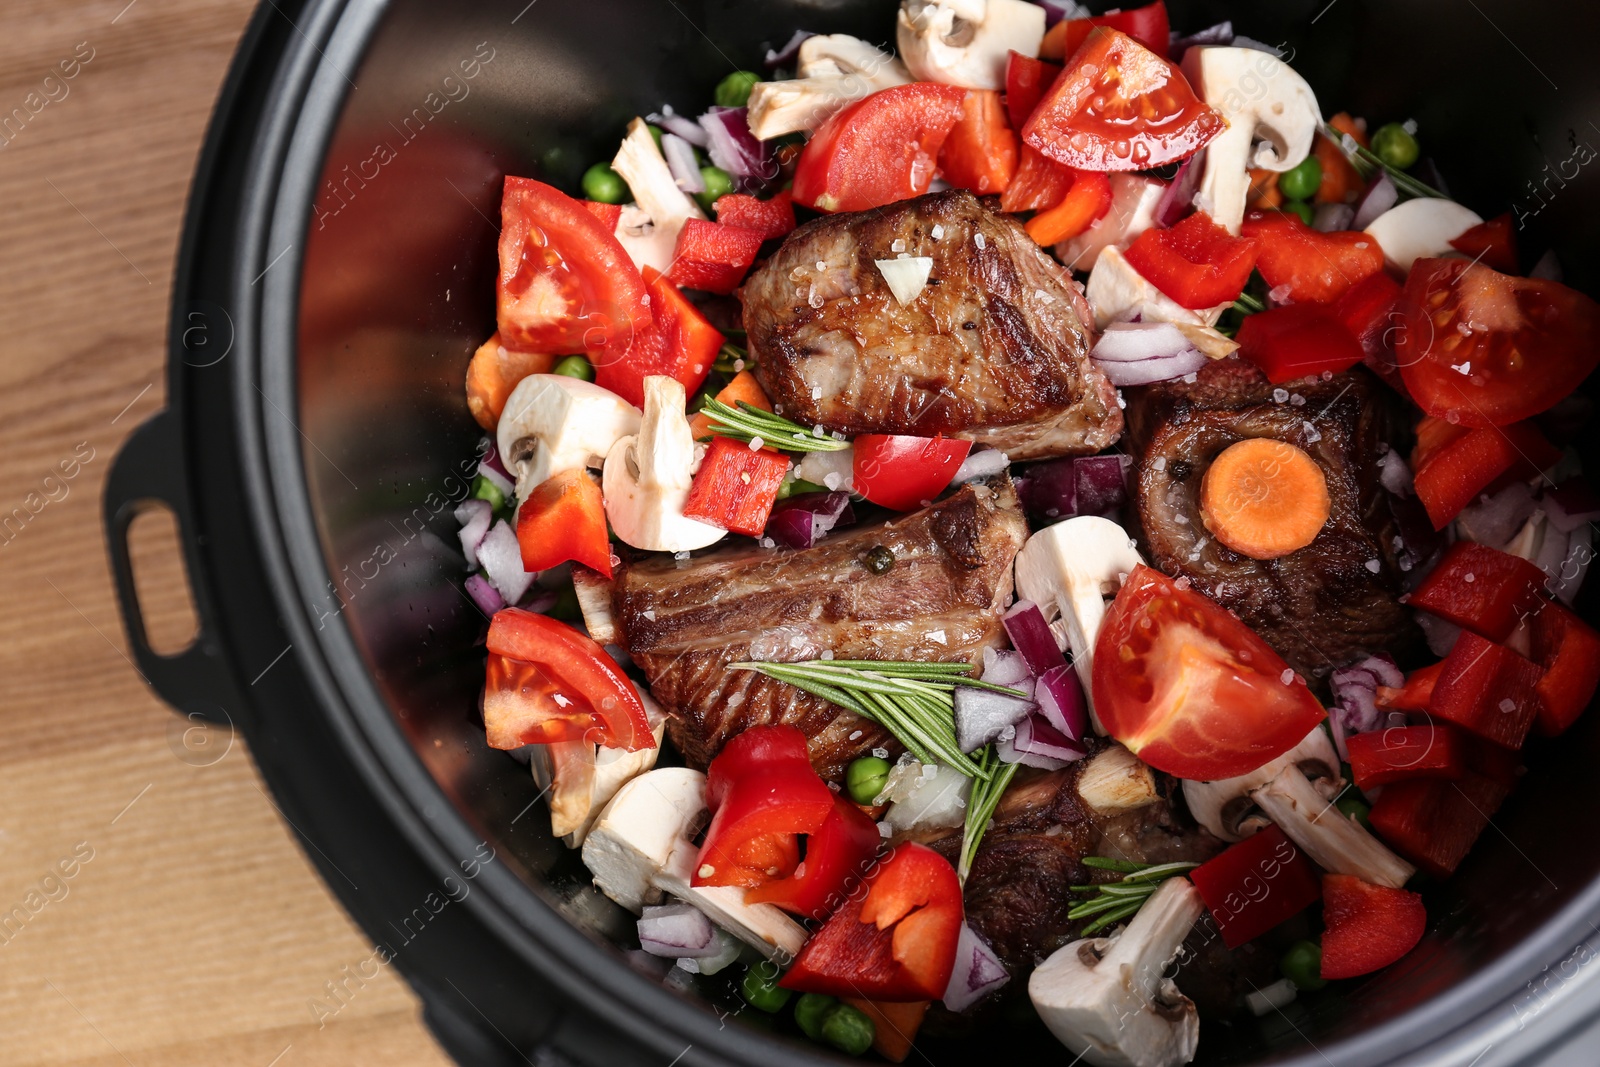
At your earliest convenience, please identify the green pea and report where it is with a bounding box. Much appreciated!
[1283,200,1314,226]
[1372,122,1420,170]
[1277,156,1323,201]
[846,755,892,805]
[715,70,764,110]
[793,993,837,1040]
[552,355,594,381]
[647,124,665,148]
[1336,794,1371,829]
[471,473,506,512]
[740,964,792,1013]
[820,1002,876,1056]
[696,166,735,212]
[1280,940,1328,991]
[581,162,629,204]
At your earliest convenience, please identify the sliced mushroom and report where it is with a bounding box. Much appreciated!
[1013,516,1145,730]
[530,692,669,846]
[1182,727,1340,842]
[1085,245,1231,333]
[1076,744,1161,815]
[1030,878,1204,1067]
[1363,198,1483,273]
[897,0,1047,90]
[1251,765,1415,889]
[602,375,727,553]
[611,118,705,273]
[1181,47,1321,233]
[746,35,911,140]
[497,374,641,502]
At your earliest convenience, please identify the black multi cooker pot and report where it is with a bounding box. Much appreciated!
[103,0,1600,1062]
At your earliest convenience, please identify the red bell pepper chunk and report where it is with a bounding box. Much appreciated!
[713,190,797,242]
[681,436,791,537]
[1427,630,1544,749]
[1411,421,1561,529]
[579,200,623,232]
[1330,270,1406,393]
[1025,170,1112,246]
[1368,773,1511,878]
[482,608,654,751]
[1240,209,1386,304]
[1375,661,1444,712]
[1124,210,1261,309]
[1235,304,1366,385]
[852,435,972,512]
[1004,51,1063,130]
[516,468,614,578]
[745,795,881,920]
[781,843,963,1002]
[592,267,722,408]
[1406,541,1550,643]
[695,725,836,889]
[1346,724,1470,789]
[1189,824,1322,949]
[1039,0,1171,60]
[938,89,1019,196]
[999,146,1076,213]
[1448,213,1519,274]
[667,218,767,295]
[1531,602,1600,736]
[1318,874,1427,980]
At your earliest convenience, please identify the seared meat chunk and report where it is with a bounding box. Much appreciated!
[740,190,1121,460]
[1125,359,1422,678]
[611,479,1028,779]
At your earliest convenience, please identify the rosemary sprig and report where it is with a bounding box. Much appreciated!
[712,342,749,375]
[702,399,850,454]
[960,748,1019,881]
[1232,291,1266,315]
[1069,858,1199,935]
[1322,122,1445,201]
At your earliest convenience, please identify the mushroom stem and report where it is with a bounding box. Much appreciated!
[1251,766,1415,889]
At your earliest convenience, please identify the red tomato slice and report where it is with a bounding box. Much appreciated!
[792,84,967,213]
[852,435,972,512]
[497,177,651,353]
[1124,209,1260,308]
[1023,29,1222,173]
[1092,565,1327,780]
[483,608,653,751]
[1040,0,1171,60]
[1396,258,1600,428]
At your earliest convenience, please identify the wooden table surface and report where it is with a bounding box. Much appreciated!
[0,1,452,1063]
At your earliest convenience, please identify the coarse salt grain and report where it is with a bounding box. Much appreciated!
[821,650,834,660]
[1464,572,1475,583]
[1152,456,1167,471]
[974,232,986,249]
[1499,698,1517,714]
[872,747,889,759]
[815,260,827,270]
[749,436,764,451]
[1273,388,1290,403]
[812,387,822,400]
[642,609,656,621]
[1365,559,1381,573]
[1290,393,1306,407]
[1280,669,1295,685]
[932,224,945,239]
[849,730,863,741]
[891,238,905,253]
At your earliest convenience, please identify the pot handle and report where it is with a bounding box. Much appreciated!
[104,409,243,726]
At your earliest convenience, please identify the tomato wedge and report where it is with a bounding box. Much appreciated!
[482,608,653,751]
[1092,565,1327,780]
[1023,29,1222,173]
[852,435,972,511]
[792,83,967,213]
[497,177,651,353]
[1396,258,1600,428]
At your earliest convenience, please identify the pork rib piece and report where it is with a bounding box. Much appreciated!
[611,479,1028,780]
[740,189,1121,460]
[1124,359,1422,678]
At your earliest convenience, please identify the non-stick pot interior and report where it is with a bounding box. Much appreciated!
[293,0,1600,1061]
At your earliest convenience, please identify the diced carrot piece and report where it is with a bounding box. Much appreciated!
[688,370,771,440]
[465,332,557,430]
[1315,112,1368,204]
[1198,439,1331,559]
[1247,168,1282,209]
[841,998,929,1063]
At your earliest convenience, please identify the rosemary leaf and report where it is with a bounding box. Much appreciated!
[1068,857,1198,933]
[1322,122,1445,200]
[703,399,849,453]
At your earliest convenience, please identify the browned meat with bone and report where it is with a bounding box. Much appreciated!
[1125,359,1422,679]
[740,190,1121,460]
[611,479,1027,779]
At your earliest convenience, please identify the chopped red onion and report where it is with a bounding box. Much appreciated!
[1092,321,1194,363]
[1378,447,1414,497]
[955,683,1037,753]
[764,29,815,68]
[1093,348,1209,386]
[638,904,717,958]
[1328,657,1396,761]
[998,711,1088,769]
[767,491,853,549]
[1034,664,1088,742]
[455,499,493,570]
[1004,601,1068,674]
[521,588,559,613]
[981,647,1033,687]
[478,519,536,605]
[1075,455,1132,518]
[1018,458,1076,522]
[699,107,773,184]
[647,105,709,147]
[942,923,1010,1012]
[1554,524,1592,605]
[1545,480,1600,533]
[1169,22,1233,62]
[1313,202,1356,233]
[477,458,514,499]
[952,448,1011,485]
[464,573,506,616]
[1457,481,1537,550]
[661,132,705,194]
[480,439,513,482]
[1352,172,1399,230]
[1154,151,1203,228]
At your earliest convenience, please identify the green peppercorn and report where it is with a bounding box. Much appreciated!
[715,70,764,109]
[1371,122,1421,170]
[1280,939,1328,991]
[845,755,892,805]
[581,162,629,204]
[739,963,792,1013]
[696,165,736,212]
[471,473,506,512]
[863,545,895,575]
[1277,155,1323,201]
[820,1002,876,1055]
[793,993,837,1040]
[552,355,595,381]
[1284,200,1315,226]
[1336,793,1372,829]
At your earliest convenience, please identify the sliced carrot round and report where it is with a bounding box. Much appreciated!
[1199,438,1330,559]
